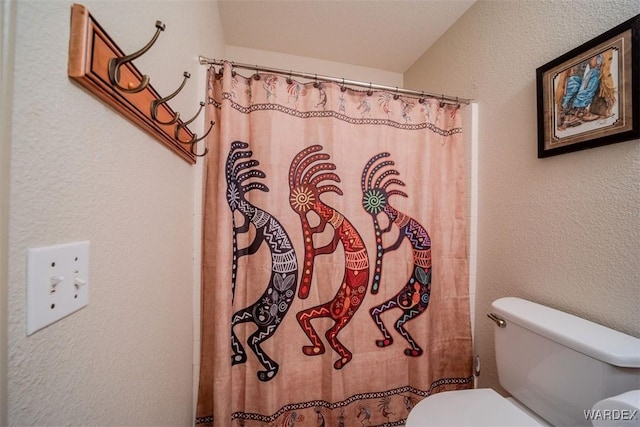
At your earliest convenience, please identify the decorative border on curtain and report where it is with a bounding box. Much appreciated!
[196,377,473,426]
[208,93,463,136]
[233,376,472,423]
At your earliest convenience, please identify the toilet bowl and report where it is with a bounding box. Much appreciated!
[406,388,548,426]
[406,297,640,426]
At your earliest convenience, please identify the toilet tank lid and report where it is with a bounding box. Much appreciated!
[492,297,640,368]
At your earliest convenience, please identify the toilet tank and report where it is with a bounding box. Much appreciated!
[491,297,640,427]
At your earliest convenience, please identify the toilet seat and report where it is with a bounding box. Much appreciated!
[406,389,548,427]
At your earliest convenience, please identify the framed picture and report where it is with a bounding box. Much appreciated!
[536,14,639,158]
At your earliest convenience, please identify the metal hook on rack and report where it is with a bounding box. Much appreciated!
[174,101,204,144]
[108,20,165,94]
[150,71,190,125]
[189,121,215,157]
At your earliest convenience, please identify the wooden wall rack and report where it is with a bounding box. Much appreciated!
[68,4,209,164]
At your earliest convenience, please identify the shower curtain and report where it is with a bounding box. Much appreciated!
[196,62,472,426]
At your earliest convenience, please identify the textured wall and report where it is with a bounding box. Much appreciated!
[7,1,222,425]
[1,0,17,424]
[405,0,640,392]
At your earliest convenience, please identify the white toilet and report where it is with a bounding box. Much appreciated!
[406,297,640,426]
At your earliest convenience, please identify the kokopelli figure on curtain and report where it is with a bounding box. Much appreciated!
[225,141,298,381]
[361,153,432,357]
[288,145,370,369]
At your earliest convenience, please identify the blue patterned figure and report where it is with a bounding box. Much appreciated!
[361,153,432,357]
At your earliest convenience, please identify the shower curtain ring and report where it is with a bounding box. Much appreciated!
[340,78,347,92]
[418,91,425,104]
[367,82,373,96]
[439,94,446,108]
[286,71,293,85]
[313,74,319,88]
[393,87,400,100]
[253,65,260,80]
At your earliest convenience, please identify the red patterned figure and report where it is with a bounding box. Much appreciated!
[289,145,370,369]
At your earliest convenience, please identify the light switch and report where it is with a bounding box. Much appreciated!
[27,241,90,335]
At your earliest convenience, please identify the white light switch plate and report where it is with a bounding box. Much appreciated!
[27,241,90,335]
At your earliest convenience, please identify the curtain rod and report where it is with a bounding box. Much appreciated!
[198,56,471,105]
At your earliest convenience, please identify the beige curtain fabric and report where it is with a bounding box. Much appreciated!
[196,63,472,426]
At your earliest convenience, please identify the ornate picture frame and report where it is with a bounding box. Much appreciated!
[536,14,639,158]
